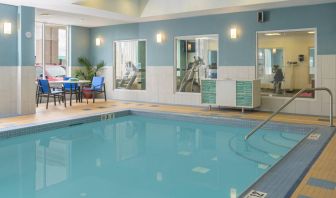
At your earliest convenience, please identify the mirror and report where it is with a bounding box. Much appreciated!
[175,35,218,93]
[257,30,316,98]
[114,40,146,90]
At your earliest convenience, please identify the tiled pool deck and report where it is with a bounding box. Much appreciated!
[0,99,335,197]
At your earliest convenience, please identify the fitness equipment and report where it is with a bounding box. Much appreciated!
[118,61,138,89]
[179,56,204,92]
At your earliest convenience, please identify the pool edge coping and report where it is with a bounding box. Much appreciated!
[239,127,335,198]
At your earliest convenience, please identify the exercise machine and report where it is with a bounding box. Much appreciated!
[118,61,138,89]
[179,56,204,92]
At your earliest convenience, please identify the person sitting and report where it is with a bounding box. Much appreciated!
[273,65,284,94]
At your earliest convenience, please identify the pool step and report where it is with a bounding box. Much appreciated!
[229,132,303,167]
[280,132,303,142]
[247,135,290,158]
[229,136,277,166]
[262,133,298,149]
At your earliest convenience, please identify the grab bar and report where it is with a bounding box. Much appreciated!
[245,87,334,140]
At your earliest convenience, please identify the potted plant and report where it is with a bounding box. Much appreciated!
[74,57,105,81]
[74,57,105,99]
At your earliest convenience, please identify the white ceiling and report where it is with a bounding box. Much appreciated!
[0,0,335,27]
[35,9,126,27]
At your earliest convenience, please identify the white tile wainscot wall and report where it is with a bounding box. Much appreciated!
[217,66,256,80]
[0,66,35,118]
[0,66,18,117]
[101,66,255,106]
[101,66,203,106]
[17,66,36,115]
[98,58,335,117]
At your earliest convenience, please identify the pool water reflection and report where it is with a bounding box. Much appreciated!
[0,115,306,198]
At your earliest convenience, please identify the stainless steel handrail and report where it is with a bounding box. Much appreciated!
[245,87,334,140]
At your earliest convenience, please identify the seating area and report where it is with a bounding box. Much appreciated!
[36,76,106,108]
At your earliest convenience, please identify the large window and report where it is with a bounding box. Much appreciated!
[35,23,69,81]
[114,40,146,90]
[175,35,218,93]
[257,29,316,98]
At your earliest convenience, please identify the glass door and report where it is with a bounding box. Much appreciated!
[35,23,69,81]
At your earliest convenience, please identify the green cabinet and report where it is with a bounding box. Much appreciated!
[201,79,260,110]
[201,80,216,104]
[236,81,253,107]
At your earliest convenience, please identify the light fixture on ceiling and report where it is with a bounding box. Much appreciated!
[230,188,237,198]
[40,13,51,16]
[3,22,12,35]
[272,48,277,54]
[308,31,315,34]
[96,37,102,46]
[264,33,281,36]
[230,27,237,39]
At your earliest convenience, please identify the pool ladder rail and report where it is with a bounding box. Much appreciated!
[245,87,334,141]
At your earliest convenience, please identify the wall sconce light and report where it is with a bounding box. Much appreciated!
[156,32,167,43]
[96,37,102,46]
[3,22,12,35]
[187,43,192,51]
[230,28,237,39]
[156,33,163,43]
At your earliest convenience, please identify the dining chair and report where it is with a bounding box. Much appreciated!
[37,79,66,109]
[63,77,80,105]
[82,76,107,103]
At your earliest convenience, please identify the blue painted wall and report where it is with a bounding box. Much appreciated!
[0,4,35,66]
[90,3,336,67]
[0,3,17,66]
[71,26,91,66]
[90,24,139,65]
[18,6,35,66]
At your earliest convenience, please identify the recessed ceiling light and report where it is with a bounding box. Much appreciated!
[211,156,218,161]
[40,13,51,16]
[308,31,315,34]
[230,188,237,198]
[178,151,191,156]
[258,163,269,169]
[264,33,281,36]
[192,166,210,174]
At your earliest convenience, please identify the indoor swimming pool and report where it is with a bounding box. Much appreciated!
[0,112,314,198]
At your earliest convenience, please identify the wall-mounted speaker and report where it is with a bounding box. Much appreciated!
[257,11,264,23]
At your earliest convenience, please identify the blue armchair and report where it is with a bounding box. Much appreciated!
[37,79,66,109]
[82,76,107,103]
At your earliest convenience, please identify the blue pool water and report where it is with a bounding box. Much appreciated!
[0,115,307,198]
